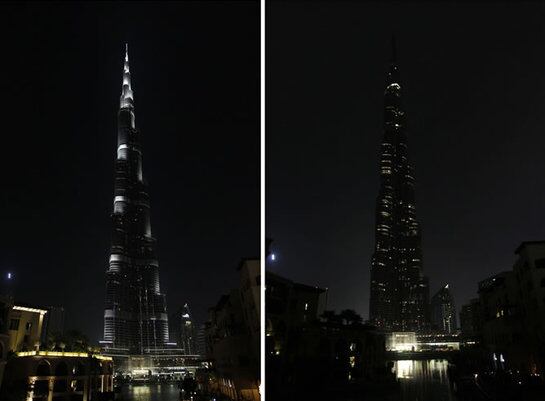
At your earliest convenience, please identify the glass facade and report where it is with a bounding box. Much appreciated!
[369,40,429,332]
[102,46,169,354]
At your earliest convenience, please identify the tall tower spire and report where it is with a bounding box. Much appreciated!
[102,45,170,355]
[369,40,429,333]
[390,35,397,63]
[120,43,134,110]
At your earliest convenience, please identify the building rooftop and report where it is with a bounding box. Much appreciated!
[237,257,259,270]
[477,271,512,293]
[515,240,545,254]
[13,304,48,315]
[266,270,327,293]
[16,350,112,361]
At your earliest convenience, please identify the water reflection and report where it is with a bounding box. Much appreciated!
[120,384,181,401]
[394,359,456,401]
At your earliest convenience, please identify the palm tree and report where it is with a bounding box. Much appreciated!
[65,330,89,352]
[321,310,342,324]
[45,330,89,352]
[339,309,363,326]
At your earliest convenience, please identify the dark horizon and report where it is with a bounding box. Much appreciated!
[0,2,259,343]
[266,2,545,322]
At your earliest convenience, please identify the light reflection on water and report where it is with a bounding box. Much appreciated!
[394,359,456,401]
[120,384,181,401]
[122,361,457,401]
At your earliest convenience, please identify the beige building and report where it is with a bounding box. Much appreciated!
[0,303,114,401]
[8,305,47,353]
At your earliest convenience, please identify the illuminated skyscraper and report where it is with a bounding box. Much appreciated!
[369,39,429,332]
[102,45,170,354]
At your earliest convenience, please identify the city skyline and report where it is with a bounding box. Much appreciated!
[2,1,545,400]
[266,2,545,323]
[0,2,259,343]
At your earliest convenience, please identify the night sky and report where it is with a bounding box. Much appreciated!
[266,2,545,321]
[0,2,259,343]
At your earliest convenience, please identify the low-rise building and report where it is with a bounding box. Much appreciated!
[512,241,545,372]
[8,305,48,353]
[266,271,388,399]
[0,294,13,390]
[41,306,65,344]
[195,323,207,357]
[265,271,327,356]
[0,303,114,401]
[465,241,545,374]
[459,298,481,341]
[477,270,523,371]
[203,258,260,401]
[1,351,113,401]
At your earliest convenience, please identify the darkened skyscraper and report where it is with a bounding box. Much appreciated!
[369,39,429,332]
[430,284,457,334]
[102,45,170,354]
[170,303,197,355]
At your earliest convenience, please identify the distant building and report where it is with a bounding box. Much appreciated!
[369,38,429,332]
[430,284,457,334]
[386,331,460,352]
[459,298,481,340]
[416,332,460,351]
[195,323,207,357]
[204,258,260,401]
[170,303,197,355]
[386,332,417,352]
[41,306,65,344]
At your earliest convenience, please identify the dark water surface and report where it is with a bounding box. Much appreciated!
[119,360,458,401]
